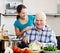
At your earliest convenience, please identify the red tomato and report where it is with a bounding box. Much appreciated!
[12,47,17,52]
[23,48,29,53]
[15,48,21,53]
[12,47,21,53]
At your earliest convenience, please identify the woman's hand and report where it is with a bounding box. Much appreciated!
[23,26,31,32]
[14,26,31,37]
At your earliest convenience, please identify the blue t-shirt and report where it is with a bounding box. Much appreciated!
[14,15,35,31]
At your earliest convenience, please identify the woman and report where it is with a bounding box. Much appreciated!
[14,4,35,48]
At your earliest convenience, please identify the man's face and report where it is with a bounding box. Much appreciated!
[35,16,46,30]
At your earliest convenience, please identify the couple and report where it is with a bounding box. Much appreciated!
[14,4,57,48]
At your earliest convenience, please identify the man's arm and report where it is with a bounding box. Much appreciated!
[41,30,57,47]
[22,32,29,44]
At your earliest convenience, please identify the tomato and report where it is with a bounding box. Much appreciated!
[12,47,17,52]
[23,48,29,53]
[15,48,21,53]
[12,47,21,53]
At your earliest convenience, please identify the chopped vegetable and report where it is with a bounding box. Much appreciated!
[29,42,41,51]
[43,46,57,51]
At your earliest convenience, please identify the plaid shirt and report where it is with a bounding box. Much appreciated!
[23,26,57,47]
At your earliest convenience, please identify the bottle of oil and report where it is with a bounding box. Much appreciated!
[1,24,5,39]
[4,30,9,39]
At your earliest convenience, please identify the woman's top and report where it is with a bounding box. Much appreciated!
[14,15,35,31]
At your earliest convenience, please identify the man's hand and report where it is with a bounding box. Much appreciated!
[34,40,43,48]
[23,37,28,44]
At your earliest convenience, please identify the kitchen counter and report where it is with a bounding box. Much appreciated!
[0,35,60,53]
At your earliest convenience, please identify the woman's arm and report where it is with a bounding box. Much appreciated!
[14,26,31,37]
[14,27,25,37]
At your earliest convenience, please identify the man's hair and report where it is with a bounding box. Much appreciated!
[34,12,46,23]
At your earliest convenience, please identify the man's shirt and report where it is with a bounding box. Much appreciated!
[23,26,57,47]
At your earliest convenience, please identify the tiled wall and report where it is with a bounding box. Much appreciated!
[47,16,60,35]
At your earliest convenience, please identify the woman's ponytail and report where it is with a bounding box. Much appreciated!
[16,15,20,19]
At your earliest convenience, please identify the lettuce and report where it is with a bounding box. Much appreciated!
[43,46,57,51]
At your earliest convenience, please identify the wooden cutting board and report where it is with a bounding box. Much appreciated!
[29,50,40,53]
[29,50,41,53]
[21,48,41,53]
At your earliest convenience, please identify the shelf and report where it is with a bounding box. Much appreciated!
[46,13,60,17]
[2,14,17,16]
[2,13,60,17]
[5,0,23,15]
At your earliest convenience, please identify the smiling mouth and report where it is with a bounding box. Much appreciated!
[36,24,41,26]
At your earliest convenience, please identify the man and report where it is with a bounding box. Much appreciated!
[23,12,57,47]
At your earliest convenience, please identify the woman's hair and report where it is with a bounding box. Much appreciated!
[16,4,26,19]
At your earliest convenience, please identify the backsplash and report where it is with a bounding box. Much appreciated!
[1,15,60,35]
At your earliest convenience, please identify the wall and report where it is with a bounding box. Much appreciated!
[23,0,57,14]
[57,0,60,4]
[0,0,5,13]
[1,16,16,35]
[0,0,60,35]
[1,15,60,35]
[57,0,60,14]
[47,16,60,35]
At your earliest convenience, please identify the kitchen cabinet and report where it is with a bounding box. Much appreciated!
[4,0,23,15]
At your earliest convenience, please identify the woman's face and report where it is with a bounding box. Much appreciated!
[18,8,27,19]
